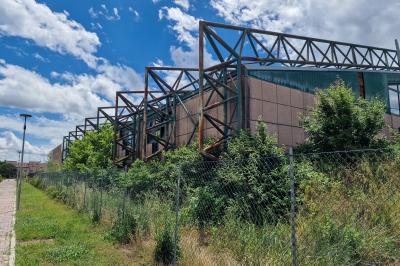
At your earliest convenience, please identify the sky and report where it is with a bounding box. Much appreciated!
[1,0,400,161]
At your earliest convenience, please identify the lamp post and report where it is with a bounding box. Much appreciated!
[16,150,21,184]
[16,114,32,210]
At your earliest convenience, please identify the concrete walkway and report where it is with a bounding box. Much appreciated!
[0,179,16,266]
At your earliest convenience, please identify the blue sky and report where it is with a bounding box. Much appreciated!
[1,0,400,161]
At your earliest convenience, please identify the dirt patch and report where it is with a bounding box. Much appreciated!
[18,239,54,246]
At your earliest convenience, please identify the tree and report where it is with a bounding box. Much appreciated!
[0,161,17,178]
[64,124,114,171]
[301,79,388,152]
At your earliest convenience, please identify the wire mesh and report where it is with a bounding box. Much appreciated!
[31,148,400,265]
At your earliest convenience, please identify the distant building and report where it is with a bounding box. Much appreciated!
[6,160,47,175]
[48,144,62,165]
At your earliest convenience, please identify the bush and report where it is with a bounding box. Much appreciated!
[109,209,137,244]
[154,225,178,265]
[190,186,225,226]
[216,121,290,225]
[301,79,388,152]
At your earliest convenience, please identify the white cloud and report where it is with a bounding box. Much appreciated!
[173,0,190,11]
[0,59,143,114]
[210,0,400,48]
[33,53,48,62]
[0,61,110,116]
[128,7,140,21]
[0,115,75,147]
[88,5,121,21]
[0,0,100,68]
[0,131,50,161]
[159,7,198,47]
[159,6,217,67]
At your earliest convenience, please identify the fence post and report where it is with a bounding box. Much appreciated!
[289,147,297,266]
[173,164,182,266]
[122,166,128,219]
[83,172,87,210]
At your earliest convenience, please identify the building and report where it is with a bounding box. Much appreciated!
[48,144,62,165]
[6,161,47,175]
[62,21,400,167]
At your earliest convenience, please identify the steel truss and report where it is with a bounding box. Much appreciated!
[197,21,400,152]
[113,66,200,166]
[61,106,116,162]
[62,21,400,165]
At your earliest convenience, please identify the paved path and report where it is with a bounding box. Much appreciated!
[0,179,16,266]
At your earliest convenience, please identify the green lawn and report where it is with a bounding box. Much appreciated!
[15,182,135,266]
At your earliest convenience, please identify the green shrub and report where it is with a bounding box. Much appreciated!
[91,202,101,224]
[301,79,388,152]
[154,225,178,265]
[217,121,290,225]
[109,209,137,244]
[189,185,225,243]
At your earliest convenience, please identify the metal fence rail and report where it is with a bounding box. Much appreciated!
[33,149,400,265]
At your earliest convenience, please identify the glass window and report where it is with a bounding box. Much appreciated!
[388,84,400,115]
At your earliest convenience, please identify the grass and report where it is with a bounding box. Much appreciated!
[15,182,140,266]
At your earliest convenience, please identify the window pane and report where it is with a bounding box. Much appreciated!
[389,89,399,115]
[389,84,398,91]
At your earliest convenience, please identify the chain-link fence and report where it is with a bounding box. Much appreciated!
[32,149,400,265]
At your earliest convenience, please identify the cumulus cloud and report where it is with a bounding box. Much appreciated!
[0,131,50,161]
[210,0,400,48]
[173,0,190,11]
[159,7,217,67]
[0,61,110,116]
[0,0,100,68]
[0,115,76,147]
[159,7,198,47]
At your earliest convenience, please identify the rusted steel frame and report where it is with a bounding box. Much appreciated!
[147,132,168,147]
[203,95,237,112]
[204,25,239,59]
[143,70,149,160]
[117,93,140,114]
[203,20,400,70]
[203,20,397,51]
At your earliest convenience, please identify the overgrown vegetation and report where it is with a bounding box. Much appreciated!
[154,225,178,265]
[16,182,133,266]
[63,124,114,171]
[0,161,17,178]
[29,79,400,265]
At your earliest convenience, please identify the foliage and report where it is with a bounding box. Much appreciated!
[0,161,17,178]
[301,79,388,152]
[123,144,203,200]
[216,120,290,225]
[189,186,225,228]
[63,124,114,171]
[108,209,137,244]
[154,225,178,265]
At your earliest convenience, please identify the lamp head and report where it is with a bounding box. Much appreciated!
[20,114,32,118]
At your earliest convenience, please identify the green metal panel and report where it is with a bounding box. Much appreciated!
[386,72,400,84]
[248,69,360,96]
[363,72,387,101]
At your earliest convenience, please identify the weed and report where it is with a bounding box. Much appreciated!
[154,225,178,265]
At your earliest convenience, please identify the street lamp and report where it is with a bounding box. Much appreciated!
[16,113,32,210]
